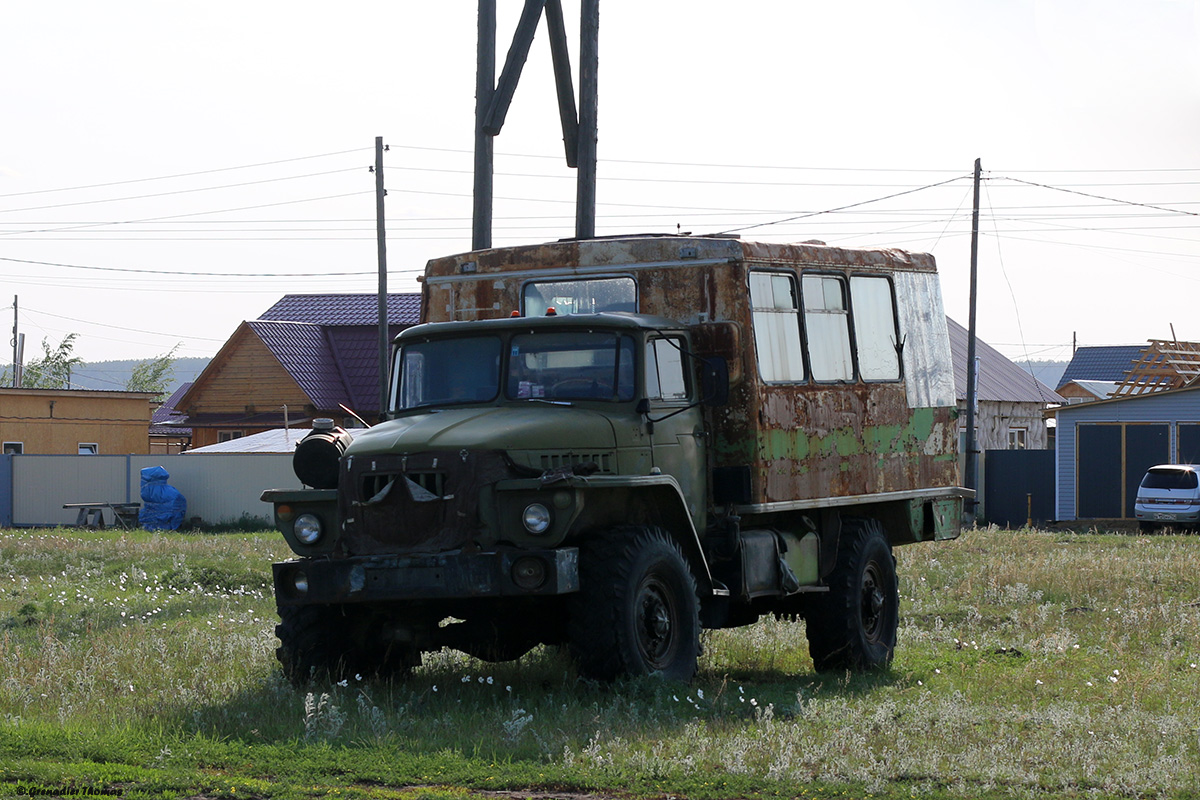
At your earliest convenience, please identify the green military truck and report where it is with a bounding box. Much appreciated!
[263,235,967,683]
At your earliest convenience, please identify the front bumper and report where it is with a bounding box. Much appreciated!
[273,547,579,606]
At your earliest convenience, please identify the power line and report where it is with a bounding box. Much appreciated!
[993,176,1200,218]
[980,231,1200,267]
[0,256,377,278]
[392,163,969,189]
[0,191,374,237]
[0,168,364,216]
[389,144,1200,175]
[715,176,971,235]
[0,147,372,199]
[20,306,227,342]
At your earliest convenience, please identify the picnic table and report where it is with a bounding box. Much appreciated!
[62,502,141,530]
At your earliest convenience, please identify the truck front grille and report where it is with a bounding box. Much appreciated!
[538,452,613,473]
[340,451,515,556]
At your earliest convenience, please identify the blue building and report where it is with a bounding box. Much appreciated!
[1055,384,1200,520]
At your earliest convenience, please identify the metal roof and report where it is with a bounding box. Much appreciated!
[247,320,409,412]
[185,428,304,454]
[1056,345,1142,388]
[946,317,1064,405]
[151,382,192,426]
[259,293,420,326]
[1067,380,1119,400]
[150,381,193,436]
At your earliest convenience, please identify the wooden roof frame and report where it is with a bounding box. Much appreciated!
[1110,339,1200,397]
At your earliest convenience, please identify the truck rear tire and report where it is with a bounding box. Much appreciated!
[568,525,700,681]
[805,518,898,672]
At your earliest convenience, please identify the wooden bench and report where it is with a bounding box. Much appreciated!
[62,502,141,530]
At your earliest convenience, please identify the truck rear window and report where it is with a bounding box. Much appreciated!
[523,277,636,316]
[1141,468,1199,490]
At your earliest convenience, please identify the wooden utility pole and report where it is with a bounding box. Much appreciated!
[375,136,390,420]
[575,0,598,239]
[10,296,16,388]
[964,158,982,516]
[472,0,598,247]
[473,0,496,251]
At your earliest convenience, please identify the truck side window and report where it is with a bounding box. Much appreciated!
[646,337,689,402]
[850,275,901,381]
[749,272,805,382]
[802,274,853,382]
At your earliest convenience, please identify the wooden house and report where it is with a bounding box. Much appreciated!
[1057,380,1118,404]
[0,387,157,454]
[176,294,419,449]
[947,317,1064,451]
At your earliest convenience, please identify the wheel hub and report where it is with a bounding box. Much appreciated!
[861,563,884,639]
[637,580,676,665]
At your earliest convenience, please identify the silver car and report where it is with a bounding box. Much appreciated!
[1134,464,1200,531]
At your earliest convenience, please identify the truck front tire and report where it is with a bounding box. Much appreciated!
[805,518,898,672]
[275,604,418,685]
[569,525,701,681]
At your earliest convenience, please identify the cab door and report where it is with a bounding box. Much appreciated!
[645,335,707,524]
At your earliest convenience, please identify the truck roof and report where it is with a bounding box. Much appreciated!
[398,311,684,341]
[423,234,937,280]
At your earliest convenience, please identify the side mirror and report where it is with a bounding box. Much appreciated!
[699,357,730,407]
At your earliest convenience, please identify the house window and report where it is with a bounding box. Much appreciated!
[78,443,98,455]
[1008,428,1027,450]
[3,442,23,455]
[749,271,805,382]
[802,274,854,382]
[218,430,244,443]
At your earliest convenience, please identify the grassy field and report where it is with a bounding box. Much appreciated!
[1,526,1198,800]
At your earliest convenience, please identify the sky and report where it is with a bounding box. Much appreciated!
[2,0,1199,369]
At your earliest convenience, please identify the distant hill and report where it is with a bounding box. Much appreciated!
[1017,359,1068,392]
[1,357,210,398]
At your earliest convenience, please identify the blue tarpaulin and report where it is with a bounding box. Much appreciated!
[138,466,186,531]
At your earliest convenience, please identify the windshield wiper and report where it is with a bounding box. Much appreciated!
[523,398,574,406]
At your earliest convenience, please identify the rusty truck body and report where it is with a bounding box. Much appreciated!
[264,234,967,682]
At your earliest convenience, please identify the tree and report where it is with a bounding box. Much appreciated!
[126,343,181,401]
[23,333,84,389]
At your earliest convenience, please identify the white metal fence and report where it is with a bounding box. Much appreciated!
[2,454,301,527]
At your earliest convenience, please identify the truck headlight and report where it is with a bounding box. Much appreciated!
[522,503,552,534]
[294,513,323,545]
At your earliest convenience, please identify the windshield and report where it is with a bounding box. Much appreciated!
[393,330,637,410]
[394,337,502,410]
[509,331,636,401]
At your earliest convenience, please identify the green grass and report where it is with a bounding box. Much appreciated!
[1,526,1199,799]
